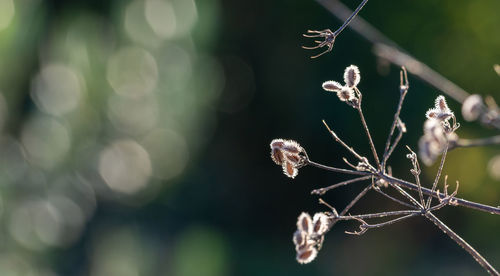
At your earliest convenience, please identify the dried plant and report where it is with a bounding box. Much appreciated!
[271,2,500,274]
[270,64,500,275]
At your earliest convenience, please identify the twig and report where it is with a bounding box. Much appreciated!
[322,120,371,166]
[449,135,500,150]
[426,143,449,209]
[425,212,499,275]
[336,210,420,220]
[382,67,409,169]
[307,160,369,176]
[314,0,470,104]
[373,186,415,209]
[355,89,381,170]
[311,175,372,195]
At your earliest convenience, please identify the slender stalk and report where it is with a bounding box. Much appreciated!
[322,120,369,165]
[355,91,381,170]
[450,135,500,150]
[311,175,372,195]
[336,210,420,220]
[384,128,403,163]
[340,184,372,217]
[425,213,499,275]
[333,0,369,36]
[310,161,500,214]
[382,69,408,169]
[373,187,416,209]
[361,213,419,230]
[426,143,449,209]
[307,160,369,176]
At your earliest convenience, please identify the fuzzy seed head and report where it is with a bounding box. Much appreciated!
[293,230,307,249]
[322,81,343,92]
[337,86,355,102]
[296,246,318,264]
[270,139,306,178]
[312,213,330,236]
[344,65,361,88]
[461,94,483,122]
[297,212,313,235]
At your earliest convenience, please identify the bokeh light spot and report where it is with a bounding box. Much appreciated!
[107,47,158,98]
[31,64,83,116]
[145,0,176,39]
[98,139,152,194]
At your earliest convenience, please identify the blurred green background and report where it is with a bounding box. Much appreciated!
[0,0,498,275]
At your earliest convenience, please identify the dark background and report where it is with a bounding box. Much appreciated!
[0,0,499,275]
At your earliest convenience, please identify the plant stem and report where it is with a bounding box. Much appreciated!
[425,212,499,275]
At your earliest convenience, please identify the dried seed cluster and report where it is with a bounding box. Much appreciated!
[270,139,307,178]
[419,95,459,165]
[293,212,331,264]
[322,65,361,104]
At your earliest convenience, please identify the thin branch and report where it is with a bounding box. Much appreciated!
[311,175,372,195]
[426,143,449,209]
[360,213,419,230]
[340,184,372,217]
[333,0,369,36]
[336,210,420,220]
[310,161,500,214]
[322,120,371,165]
[373,186,416,209]
[425,213,499,275]
[307,160,369,176]
[382,67,409,169]
[315,0,470,104]
[355,89,381,170]
[449,135,500,150]
[384,123,404,164]
[380,174,500,215]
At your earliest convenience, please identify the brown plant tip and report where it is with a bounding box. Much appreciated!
[302,29,336,59]
[270,139,307,179]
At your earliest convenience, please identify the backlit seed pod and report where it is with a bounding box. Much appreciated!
[293,230,307,249]
[297,212,313,235]
[344,65,361,88]
[322,81,343,92]
[312,213,330,236]
[296,246,318,264]
[337,86,355,102]
[435,95,450,113]
[283,161,298,179]
[270,139,306,178]
[461,94,483,121]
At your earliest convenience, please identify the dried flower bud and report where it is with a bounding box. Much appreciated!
[312,213,330,236]
[461,94,483,121]
[296,246,318,264]
[297,212,313,235]
[426,95,454,122]
[337,86,355,102]
[322,81,343,92]
[270,139,306,179]
[423,119,446,144]
[344,65,361,88]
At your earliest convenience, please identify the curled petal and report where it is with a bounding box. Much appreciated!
[435,95,450,113]
[312,213,330,235]
[283,162,298,179]
[293,230,307,249]
[322,81,343,92]
[296,246,318,264]
[297,212,313,235]
[344,65,361,88]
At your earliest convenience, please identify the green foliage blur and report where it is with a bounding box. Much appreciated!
[0,0,498,275]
